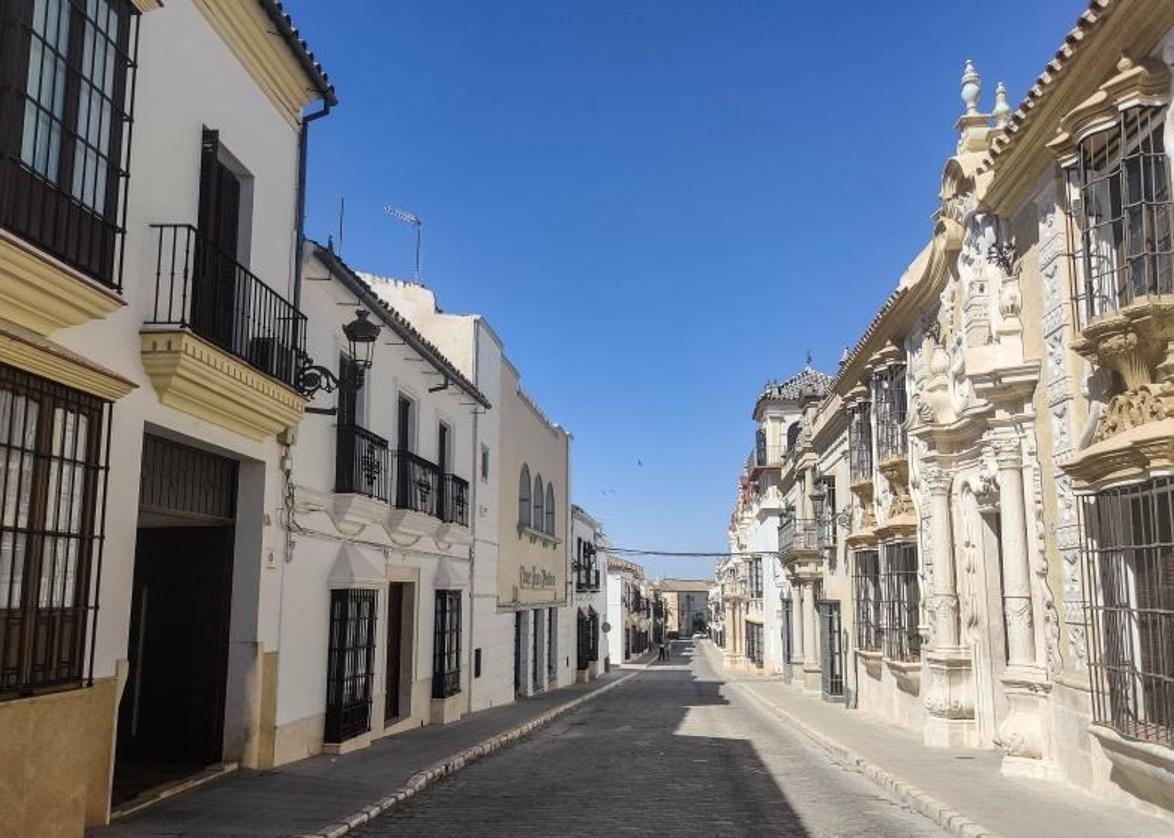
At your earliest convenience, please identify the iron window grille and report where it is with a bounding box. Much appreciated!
[818,600,844,698]
[440,473,469,527]
[139,433,236,522]
[874,365,908,464]
[0,364,109,699]
[1066,106,1174,329]
[781,595,793,661]
[748,557,763,599]
[746,620,764,666]
[849,399,873,483]
[881,542,921,662]
[323,588,377,744]
[815,475,837,547]
[1079,479,1174,748]
[853,549,882,652]
[0,0,138,289]
[432,589,461,699]
[393,448,440,518]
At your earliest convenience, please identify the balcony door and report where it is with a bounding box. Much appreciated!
[193,129,242,351]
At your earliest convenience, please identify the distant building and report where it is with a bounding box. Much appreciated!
[653,579,712,638]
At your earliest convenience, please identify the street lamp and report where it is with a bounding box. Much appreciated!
[298,309,383,409]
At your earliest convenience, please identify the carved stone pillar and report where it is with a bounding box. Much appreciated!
[993,437,1053,776]
[801,580,820,692]
[790,582,804,670]
[928,472,960,648]
[922,466,977,748]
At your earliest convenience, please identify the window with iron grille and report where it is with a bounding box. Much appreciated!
[781,594,793,662]
[323,588,377,744]
[746,620,764,665]
[816,475,837,547]
[0,0,138,288]
[1080,479,1174,749]
[0,364,109,699]
[881,542,920,662]
[432,589,461,699]
[853,549,882,652]
[1066,106,1174,328]
[748,557,763,599]
[849,399,873,483]
[874,365,907,463]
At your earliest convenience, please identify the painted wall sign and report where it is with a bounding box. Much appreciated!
[519,565,556,590]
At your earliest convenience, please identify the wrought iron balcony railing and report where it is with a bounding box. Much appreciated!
[576,568,601,592]
[440,474,470,527]
[335,424,391,502]
[394,449,441,518]
[147,224,307,389]
[779,517,823,557]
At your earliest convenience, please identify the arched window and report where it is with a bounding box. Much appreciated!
[533,474,544,530]
[544,483,555,534]
[786,421,801,450]
[519,465,531,527]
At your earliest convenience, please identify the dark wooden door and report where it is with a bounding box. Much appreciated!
[193,129,241,350]
[118,525,234,767]
[385,583,404,721]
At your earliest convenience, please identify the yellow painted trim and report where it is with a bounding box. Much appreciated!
[0,229,125,336]
[140,329,305,440]
[193,0,319,126]
[0,330,135,401]
[129,0,162,11]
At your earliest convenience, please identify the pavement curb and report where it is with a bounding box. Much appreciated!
[731,680,998,838]
[293,671,640,838]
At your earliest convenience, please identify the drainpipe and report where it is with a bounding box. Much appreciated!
[467,331,480,717]
[293,100,332,310]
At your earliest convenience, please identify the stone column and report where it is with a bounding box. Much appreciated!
[995,441,1035,666]
[994,436,1051,774]
[790,582,804,669]
[801,580,820,692]
[922,465,976,748]
[928,470,960,648]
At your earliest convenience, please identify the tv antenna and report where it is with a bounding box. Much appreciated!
[383,205,422,280]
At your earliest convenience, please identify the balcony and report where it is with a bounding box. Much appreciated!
[779,517,825,576]
[335,432,472,531]
[140,224,306,439]
[576,568,601,592]
[336,425,391,503]
[440,474,470,527]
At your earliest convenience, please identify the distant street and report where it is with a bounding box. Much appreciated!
[358,641,945,837]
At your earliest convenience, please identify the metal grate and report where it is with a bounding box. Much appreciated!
[881,542,920,662]
[853,549,882,652]
[139,434,237,521]
[432,589,460,699]
[440,473,469,527]
[324,588,376,744]
[874,365,907,464]
[1080,479,1174,748]
[0,0,138,288]
[849,399,873,483]
[0,364,110,699]
[1067,106,1174,329]
[781,595,793,663]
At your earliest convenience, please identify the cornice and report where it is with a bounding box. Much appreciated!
[129,0,162,11]
[0,320,135,401]
[193,0,325,126]
[0,229,125,336]
[140,329,305,440]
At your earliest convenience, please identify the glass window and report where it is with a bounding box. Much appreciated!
[544,483,555,535]
[518,465,531,528]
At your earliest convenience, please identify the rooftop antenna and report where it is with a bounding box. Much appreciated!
[337,196,345,258]
[383,205,423,280]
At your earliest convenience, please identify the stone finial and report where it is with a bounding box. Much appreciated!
[993,81,1012,128]
[961,59,981,114]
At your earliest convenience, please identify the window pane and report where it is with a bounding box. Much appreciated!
[71,0,121,214]
[40,408,88,608]
[21,0,71,181]
[0,391,38,609]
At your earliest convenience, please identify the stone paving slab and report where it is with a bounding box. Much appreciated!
[700,643,1172,838]
[92,669,636,838]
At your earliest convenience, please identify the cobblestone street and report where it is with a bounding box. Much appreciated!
[358,642,945,837]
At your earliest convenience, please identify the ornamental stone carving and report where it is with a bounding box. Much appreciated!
[1094,384,1169,442]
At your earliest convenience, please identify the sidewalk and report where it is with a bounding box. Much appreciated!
[94,669,635,837]
[711,647,1171,837]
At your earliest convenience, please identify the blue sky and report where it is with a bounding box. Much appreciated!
[286,0,1078,580]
